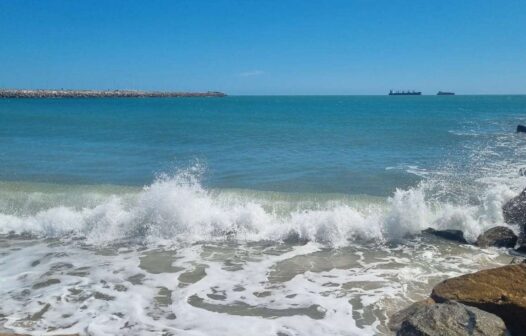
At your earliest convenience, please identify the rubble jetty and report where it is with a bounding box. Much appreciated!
[0,89,226,98]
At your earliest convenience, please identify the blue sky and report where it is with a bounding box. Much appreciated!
[0,0,525,95]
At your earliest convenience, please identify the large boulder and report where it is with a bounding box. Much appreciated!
[431,263,526,335]
[509,256,526,264]
[515,241,526,253]
[502,189,526,227]
[502,189,526,252]
[389,298,435,332]
[395,301,508,336]
[476,226,517,248]
[422,228,467,243]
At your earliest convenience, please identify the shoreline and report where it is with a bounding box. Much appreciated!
[0,89,226,98]
[390,186,526,335]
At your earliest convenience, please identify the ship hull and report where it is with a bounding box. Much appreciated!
[388,92,422,96]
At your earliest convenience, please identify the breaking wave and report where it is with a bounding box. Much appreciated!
[0,164,519,246]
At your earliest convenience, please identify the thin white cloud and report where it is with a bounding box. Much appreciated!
[237,70,265,77]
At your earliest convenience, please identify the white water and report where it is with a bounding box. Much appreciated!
[1,129,526,335]
[0,164,520,247]
[0,234,514,336]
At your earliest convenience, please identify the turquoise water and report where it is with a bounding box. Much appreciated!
[2,96,525,195]
[0,96,525,335]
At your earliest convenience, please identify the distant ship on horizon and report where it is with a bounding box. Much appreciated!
[437,91,455,95]
[388,90,422,96]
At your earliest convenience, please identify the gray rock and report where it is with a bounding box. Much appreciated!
[509,256,526,264]
[389,298,435,332]
[502,189,526,252]
[282,231,309,245]
[476,226,517,248]
[396,301,508,336]
[502,189,526,228]
[422,228,467,243]
[515,241,526,253]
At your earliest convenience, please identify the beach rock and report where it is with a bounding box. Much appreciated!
[282,231,309,245]
[422,228,467,243]
[516,236,526,254]
[476,226,517,248]
[516,124,526,133]
[502,189,526,252]
[388,298,435,332]
[502,188,526,228]
[395,301,508,336]
[509,256,526,264]
[431,263,526,335]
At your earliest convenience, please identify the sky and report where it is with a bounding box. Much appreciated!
[0,0,525,95]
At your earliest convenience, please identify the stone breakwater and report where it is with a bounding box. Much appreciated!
[0,89,226,98]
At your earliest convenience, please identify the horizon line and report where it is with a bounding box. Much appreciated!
[1,88,525,96]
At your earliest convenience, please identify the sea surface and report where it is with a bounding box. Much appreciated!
[0,96,525,335]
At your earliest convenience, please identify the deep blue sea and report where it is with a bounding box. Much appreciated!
[0,96,525,335]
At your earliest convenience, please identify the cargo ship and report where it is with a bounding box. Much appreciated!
[437,91,455,95]
[388,90,422,96]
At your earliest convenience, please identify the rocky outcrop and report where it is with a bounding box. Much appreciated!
[476,226,517,248]
[502,189,526,228]
[422,228,467,243]
[509,256,526,264]
[431,263,526,335]
[0,89,226,98]
[502,189,526,252]
[394,301,508,336]
[388,298,436,332]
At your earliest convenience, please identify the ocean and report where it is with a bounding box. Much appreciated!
[0,95,525,335]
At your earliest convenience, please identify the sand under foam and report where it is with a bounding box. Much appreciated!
[0,233,512,335]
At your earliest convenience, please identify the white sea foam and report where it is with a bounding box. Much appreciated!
[0,163,520,246]
[0,233,511,336]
